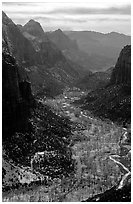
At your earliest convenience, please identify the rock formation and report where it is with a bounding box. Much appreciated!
[47,29,92,75]
[22,19,47,40]
[81,45,131,124]
[111,45,131,84]
[2,51,34,140]
[2,11,82,97]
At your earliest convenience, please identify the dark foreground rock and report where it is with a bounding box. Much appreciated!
[83,183,131,202]
[2,51,34,140]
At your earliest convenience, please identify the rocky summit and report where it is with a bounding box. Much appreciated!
[22,19,47,40]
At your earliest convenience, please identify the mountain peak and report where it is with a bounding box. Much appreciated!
[23,19,45,38]
[56,28,63,33]
[27,19,39,25]
[48,28,79,51]
[24,19,43,29]
[2,11,13,25]
[53,29,64,37]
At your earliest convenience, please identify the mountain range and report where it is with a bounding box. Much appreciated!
[2,10,131,201]
[65,31,131,71]
[2,10,131,136]
[2,12,84,97]
[2,11,131,98]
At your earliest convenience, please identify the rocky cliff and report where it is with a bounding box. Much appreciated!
[22,19,48,40]
[2,11,38,67]
[2,14,35,139]
[77,45,131,92]
[111,45,131,84]
[80,45,131,124]
[2,51,74,188]
[2,51,34,141]
[2,12,81,97]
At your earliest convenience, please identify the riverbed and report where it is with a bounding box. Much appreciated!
[3,88,131,202]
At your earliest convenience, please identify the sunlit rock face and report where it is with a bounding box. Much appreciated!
[111,45,131,85]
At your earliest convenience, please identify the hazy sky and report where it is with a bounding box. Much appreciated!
[2,0,131,35]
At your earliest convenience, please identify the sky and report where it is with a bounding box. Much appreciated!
[2,0,131,35]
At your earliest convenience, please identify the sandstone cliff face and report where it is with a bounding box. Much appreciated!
[110,45,131,84]
[2,52,34,140]
[82,45,131,124]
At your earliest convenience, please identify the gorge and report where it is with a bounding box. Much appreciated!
[2,10,131,202]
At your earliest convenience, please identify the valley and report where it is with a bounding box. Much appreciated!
[2,7,131,202]
[2,88,131,201]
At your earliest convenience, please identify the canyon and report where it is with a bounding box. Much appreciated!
[2,11,131,202]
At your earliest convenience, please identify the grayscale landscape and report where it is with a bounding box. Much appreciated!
[2,1,131,202]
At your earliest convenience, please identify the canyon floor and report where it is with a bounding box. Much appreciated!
[2,88,131,202]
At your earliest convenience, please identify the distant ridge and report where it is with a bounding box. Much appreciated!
[80,45,131,124]
[65,30,131,71]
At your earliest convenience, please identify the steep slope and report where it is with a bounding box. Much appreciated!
[65,31,131,71]
[47,29,92,75]
[2,23,35,143]
[2,11,38,67]
[2,12,80,97]
[22,19,47,40]
[2,24,74,191]
[22,24,91,78]
[2,57,74,191]
[47,29,78,51]
[80,45,131,124]
[2,43,34,141]
[2,53,74,189]
[110,45,131,84]
[76,68,112,91]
